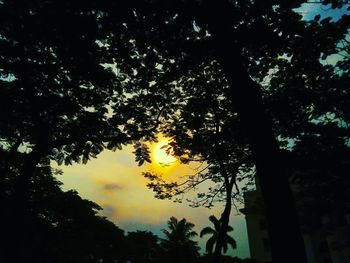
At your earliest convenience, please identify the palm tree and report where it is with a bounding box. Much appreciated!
[200,215,237,255]
[160,216,199,262]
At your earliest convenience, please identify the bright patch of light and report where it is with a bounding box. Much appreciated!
[152,139,176,167]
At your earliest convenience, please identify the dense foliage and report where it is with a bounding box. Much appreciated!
[1,0,349,262]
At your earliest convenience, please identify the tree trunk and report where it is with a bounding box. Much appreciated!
[212,184,232,263]
[204,1,307,262]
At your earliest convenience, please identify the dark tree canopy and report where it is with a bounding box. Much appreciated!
[0,148,128,262]
[126,231,160,263]
[0,0,349,262]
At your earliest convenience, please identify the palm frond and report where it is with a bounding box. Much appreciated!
[226,225,234,232]
[208,215,221,231]
[168,216,178,231]
[185,230,198,239]
[162,229,172,239]
[200,227,215,238]
[226,235,237,250]
[206,236,216,254]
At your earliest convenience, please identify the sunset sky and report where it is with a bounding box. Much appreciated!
[54,139,251,258]
[50,5,349,260]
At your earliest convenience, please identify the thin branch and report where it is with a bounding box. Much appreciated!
[232,182,240,199]
[178,175,213,193]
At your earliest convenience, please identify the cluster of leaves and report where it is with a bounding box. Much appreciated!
[0,0,179,170]
[261,7,350,224]
[141,59,255,208]
[1,0,349,261]
[133,0,350,217]
[131,1,278,200]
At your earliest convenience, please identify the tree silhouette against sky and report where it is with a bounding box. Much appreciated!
[1,1,349,262]
[160,216,200,263]
[200,215,237,255]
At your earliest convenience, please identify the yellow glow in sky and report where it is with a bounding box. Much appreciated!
[151,138,177,168]
[53,142,250,258]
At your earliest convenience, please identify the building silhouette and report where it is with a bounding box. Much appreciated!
[241,180,350,263]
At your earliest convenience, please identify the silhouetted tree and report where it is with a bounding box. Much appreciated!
[142,59,253,262]
[0,0,179,205]
[0,1,168,257]
[0,149,128,262]
[1,1,349,262]
[160,216,200,263]
[137,2,349,262]
[200,215,237,255]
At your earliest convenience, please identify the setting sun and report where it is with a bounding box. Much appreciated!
[152,139,177,167]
